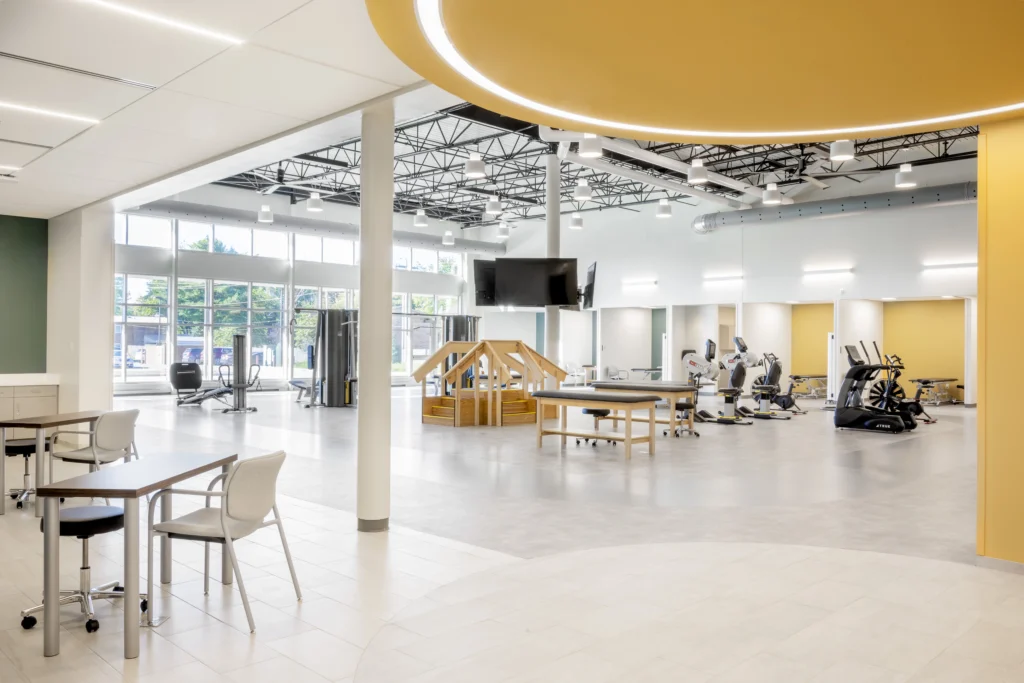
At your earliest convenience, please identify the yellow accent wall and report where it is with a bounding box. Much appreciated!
[977,119,1024,562]
[791,304,833,375]
[882,301,965,403]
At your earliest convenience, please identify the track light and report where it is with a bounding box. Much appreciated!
[570,212,583,230]
[257,205,273,223]
[762,183,782,206]
[573,178,593,202]
[656,198,672,218]
[895,163,917,189]
[442,230,455,246]
[464,151,486,179]
[829,139,855,162]
[414,209,428,228]
[306,192,324,212]
[485,195,502,215]
[688,158,708,185]
[578,133,602,158]
[496,222,510,240]
[0,165,21,172]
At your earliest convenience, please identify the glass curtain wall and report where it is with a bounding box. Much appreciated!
[114,214,462,385]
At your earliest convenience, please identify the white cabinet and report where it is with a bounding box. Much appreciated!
[1,385,59,440]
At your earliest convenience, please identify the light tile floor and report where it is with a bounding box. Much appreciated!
[0,390,1005,681]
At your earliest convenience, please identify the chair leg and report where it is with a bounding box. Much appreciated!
[274,506,302,601]
[223,535,254,632]
[146,529,155,627]
[203,543,210,596]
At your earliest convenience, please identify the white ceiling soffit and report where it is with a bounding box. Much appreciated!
[0,0,422,219]
[131,199,506,256]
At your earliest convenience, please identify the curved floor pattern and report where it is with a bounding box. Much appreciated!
[354,543,1024,683]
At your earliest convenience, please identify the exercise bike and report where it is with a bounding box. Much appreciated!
[745,352,807,417]
[834,346,906,433]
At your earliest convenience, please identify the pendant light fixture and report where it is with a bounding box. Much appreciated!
[829,139,855,162]
[442,230,455,246]
[306,192,324,212]
[485,195,502,215]
[688,158,708,185]
[573,178,593,201]
[578,133,602,158]
[762,183,782,206]
[496,222,510,240]
[257,205,273,223]
[656,198,672,218]
[464,151,486,179]
[894,163,917,189]
[414,209,428,228]
[570,212,584,229]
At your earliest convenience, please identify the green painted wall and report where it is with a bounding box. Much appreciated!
[651,308,666,368]
[0,215,48,372]
[535,312,545,353]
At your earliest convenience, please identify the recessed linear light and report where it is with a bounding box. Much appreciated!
[942,295,957,299]
[804,266,853,274]
[0,165,21,172]
[0,100,100,124]
[922,261,977,269]
[882,297,897,301]
[622,277,658,290]
[703,274,743,282]
[414,0,1024,140]
[81,0,244,44]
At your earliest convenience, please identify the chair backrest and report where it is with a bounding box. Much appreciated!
[607,365,619,378]
[170,363,203,390]
[95,409,139,452]
[730,364,747,389]
[224,451,285,522]
[764,359,782,386]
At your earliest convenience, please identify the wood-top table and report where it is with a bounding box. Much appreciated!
[0,410,104,517]
[591,381,699,437]
[36,452,237,659]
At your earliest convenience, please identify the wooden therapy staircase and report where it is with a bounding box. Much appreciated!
[411,340,567,427]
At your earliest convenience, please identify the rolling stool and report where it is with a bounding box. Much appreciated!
[666,399,700,437]
[5,438,51,509]
[20,506,147,633]
[576,408,616,447]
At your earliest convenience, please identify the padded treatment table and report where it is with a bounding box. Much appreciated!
[630,367,663,380]
[790,374,827,398]
[532,390,659,459]
[910,378,960,405]
[590,381,699,437]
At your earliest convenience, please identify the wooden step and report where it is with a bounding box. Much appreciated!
[502,411,537,425]
[502,400,531,414]
[438,396,456,404]
[431,406,455,417]
[423,414,454,426]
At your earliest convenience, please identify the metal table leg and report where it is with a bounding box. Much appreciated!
[160,494,172,584]
[43,497,60,656]
[123,497,139,659]
[1,427,6,516]
[220,463,232,586]
[34,428,46,518]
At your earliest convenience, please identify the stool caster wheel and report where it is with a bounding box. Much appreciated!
[21,615,37,630]
[9,493,16,500]
[695,432,701,437]
[59,498,65,504]
[662,430,668,436]
[575,439,581,446]
[592,441,597,448]
[85,619,99,633]
[140,599,148,613]
[15,502,23,509]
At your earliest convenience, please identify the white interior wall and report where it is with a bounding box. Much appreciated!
[560,309,593,367]
[598,307,651,380]
[965,297,978,406]
[837,299,885,364]
[739,303,793,393]
[479,311,537,345]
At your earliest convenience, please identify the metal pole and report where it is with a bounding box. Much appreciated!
[43,497,59,656]
[34,427,45,518]
[544,153,561,388]
[356,99,395,533]
[160,495,172,584]
[123,497,139,659]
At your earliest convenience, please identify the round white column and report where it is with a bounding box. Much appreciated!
[356,100,395,532]
[544,153,561,387]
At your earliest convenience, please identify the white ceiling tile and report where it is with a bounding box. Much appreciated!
[0,57,150,119]
[0,140,48,168]
[26,147,167,185]
[253,0,421,87]
[0,0,238,87]
[84,0,311,42]
[0,107,92,148]
[52,121,220,171]
[163,44,399,121]
[103,89,306,149]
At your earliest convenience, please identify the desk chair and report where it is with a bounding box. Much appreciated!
[20,506,147,633]
[606,365,628,380]
[49,410,140,481]
[148,451,300,633]
[565,363,586,386]
[5,438,51,509]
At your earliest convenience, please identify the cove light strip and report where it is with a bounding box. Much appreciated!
[0,100,100,124]
[415,0,1024,139]
[82,0,244,45]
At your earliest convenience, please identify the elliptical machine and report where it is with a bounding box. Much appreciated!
[834,346,906,433]
[860,341,934,426]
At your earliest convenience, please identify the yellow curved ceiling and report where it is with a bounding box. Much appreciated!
[366,0,1024,143]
